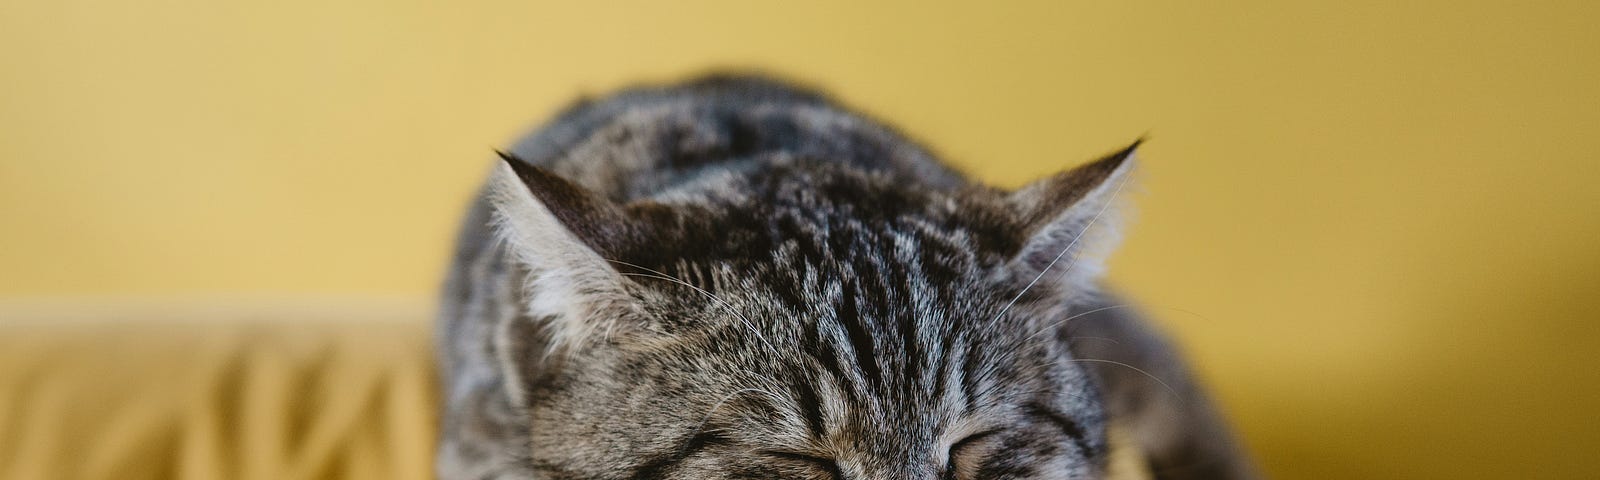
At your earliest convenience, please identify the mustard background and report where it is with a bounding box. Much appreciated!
[3,1,1598,478]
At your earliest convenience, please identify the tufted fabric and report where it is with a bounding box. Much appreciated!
[0,299,436,480]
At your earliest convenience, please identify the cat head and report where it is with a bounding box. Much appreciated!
[484,143,1137,479]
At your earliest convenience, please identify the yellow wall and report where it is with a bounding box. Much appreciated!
[3,1,1597,478]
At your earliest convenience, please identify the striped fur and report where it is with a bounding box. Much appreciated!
[437,76,1258,479]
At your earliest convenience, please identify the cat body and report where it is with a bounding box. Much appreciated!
[437,76,1256,479]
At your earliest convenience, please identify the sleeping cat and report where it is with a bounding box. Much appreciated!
[437,76,1258,479]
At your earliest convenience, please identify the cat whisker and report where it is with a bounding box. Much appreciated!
[1059,358,1185,405]
[1019,304,1136,344]
[607,259,779,357]
[967,384,1095,409]
[987,174,1131,327]
[1065,336,1121,347]
[686,387,786,443]
[1016,303,1216,361]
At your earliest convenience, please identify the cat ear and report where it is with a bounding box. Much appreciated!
[1006,140,1140,288]
[486,153,653,353]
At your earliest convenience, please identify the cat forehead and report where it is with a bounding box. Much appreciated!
[630,200,1017,285]
[627,295,1089,442]
[622,205,1036,343]
[635,239,1008,323]
[641,260,1043,370]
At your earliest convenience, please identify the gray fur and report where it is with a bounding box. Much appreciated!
[437,75,1257,479]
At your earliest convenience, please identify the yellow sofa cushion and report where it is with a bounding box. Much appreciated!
[0,299,435,480]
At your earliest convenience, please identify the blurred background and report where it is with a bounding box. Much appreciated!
[3,1,1597,479]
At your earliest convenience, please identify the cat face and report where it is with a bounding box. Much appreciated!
[482,145,1136,479]
[516,285,1107,480]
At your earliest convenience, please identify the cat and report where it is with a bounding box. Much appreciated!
[436,75,1258,479]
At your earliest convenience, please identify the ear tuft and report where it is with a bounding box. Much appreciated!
[1006,140,1141,289]
[486,155,649,355]
[494,151,638,258]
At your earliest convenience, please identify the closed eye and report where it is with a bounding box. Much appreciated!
[762,451,844,480]
[1024,402,1099,456]
[946,428,1004,477]
[949,429,1004,457]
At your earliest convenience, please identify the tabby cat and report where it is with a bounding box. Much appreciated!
[437,76,1257,479]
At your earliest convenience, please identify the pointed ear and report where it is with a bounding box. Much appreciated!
[1007,140,1140,288]
[486,153,652,353]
